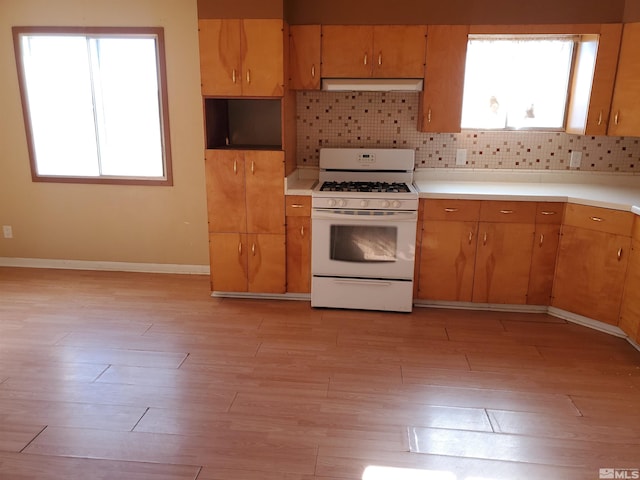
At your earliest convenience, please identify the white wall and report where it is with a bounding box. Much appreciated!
[0,0,209,268]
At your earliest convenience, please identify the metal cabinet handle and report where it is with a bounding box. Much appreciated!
[300,226,305,237]
[378,52,382,65]
[597,110,603,126]
[500,210,514,214]
[311,65,315,78]
[590,216,604,222]
[539,234,544,246]
[614,111,620,125]
[251,161,255,174]
[540,211,556,216]
[246,69,251,84]
[291,204,304,208]
[251,243,256,256]
[444,208,459,213]
[364,53,368,65]
[483,232,487,245]
[468,231,473,244]
[427,108,432,123]
[232,68,236,84]
[233,159,237,174]
[238,242,242,255]
[618,248,623,261]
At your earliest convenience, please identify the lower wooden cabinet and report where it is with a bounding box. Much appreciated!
[553,225,630,325]
[527,224,561,305]
[286,216,311,293]
[472,222,534,304]
[418,219,478,301]
[620,222,640,342]
[209,233,285,293]
[285,195,311,294]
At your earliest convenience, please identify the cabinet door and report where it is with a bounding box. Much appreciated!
[209,233,248,292]
[286,216,311,293]
[199,19,242,96]
[608,23,640,137]
[420,25,469,133]
[322,25,373,78]
[528,224,561,305]
[289,25,321,90]
[248,233,286,293]
[620,238,640,341]
[372,26,426,78]
[584,24,623,135]
[418,220,478,302]
[553,225,631,325]
[241,19,284,97]
[473,222,534,304]
[205,150,246,233]
[244,150,285,235]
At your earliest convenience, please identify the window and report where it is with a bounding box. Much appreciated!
[13,27,172,185]
[461,36,575,131]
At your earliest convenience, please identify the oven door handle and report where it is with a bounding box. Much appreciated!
[312,210,417,221]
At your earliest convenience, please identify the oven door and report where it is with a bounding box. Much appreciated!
[311,208,417,280]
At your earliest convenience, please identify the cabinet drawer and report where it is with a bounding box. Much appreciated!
[479,201,536,223]
[564,203,633,236]
[423,199,481,221]
[286,195,311,216]
[535,202,564,224]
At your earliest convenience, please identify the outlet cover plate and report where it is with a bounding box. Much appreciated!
[456,149,467,166]
[570,151,582,169]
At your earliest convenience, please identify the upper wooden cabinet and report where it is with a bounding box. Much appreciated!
[198,19,284,97]
[289,25,321,90]
[608,22,640,137]
[420,25,469,133]
[321,25,427,78]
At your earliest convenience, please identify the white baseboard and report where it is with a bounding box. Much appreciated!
[0,257,210,275]
[212,291,311,301]
[547,306,626,338]
[414,300,548,314]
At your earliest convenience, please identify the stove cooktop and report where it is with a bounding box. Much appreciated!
[318,181,412,193]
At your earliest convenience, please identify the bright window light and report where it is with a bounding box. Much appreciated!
[461,37,575,130]
[14,28,172,185]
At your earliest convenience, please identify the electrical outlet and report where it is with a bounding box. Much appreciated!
[570,151,582,169]
[2,225,12,239]
[456,149,467,166]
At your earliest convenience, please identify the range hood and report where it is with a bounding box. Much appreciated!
[321,78,424,92]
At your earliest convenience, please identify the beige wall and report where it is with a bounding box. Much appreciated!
[0,0,209,267]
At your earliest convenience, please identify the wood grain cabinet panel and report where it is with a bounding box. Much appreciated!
[608,22,640,137]
[418,219,478,302]
[618,220,640,341]
[553,224,631,325]
[528,224,561,305]
[289,25,321,90]
[420,25,469,133]
[199,19,284,97]
[321,25,426,79]
[472,222,535,304]
[205,149,285,293]
[286,216,311,293]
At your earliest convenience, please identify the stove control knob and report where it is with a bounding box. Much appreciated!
[392,200,401,208]
[338,199,347,207]
[360,200,369,208]
[328,199,337,207]
[381,200,391,208]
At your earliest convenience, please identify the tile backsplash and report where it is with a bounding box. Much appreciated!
[296,91,640,172]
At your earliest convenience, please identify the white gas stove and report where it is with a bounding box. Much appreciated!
[311,148,419,313]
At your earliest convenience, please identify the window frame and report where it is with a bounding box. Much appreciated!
[460,34,579,132]
[12,26,173,186]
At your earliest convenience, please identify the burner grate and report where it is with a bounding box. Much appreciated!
[319,181,411,193]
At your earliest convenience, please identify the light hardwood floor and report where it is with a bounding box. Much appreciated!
[0,267,639,480]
